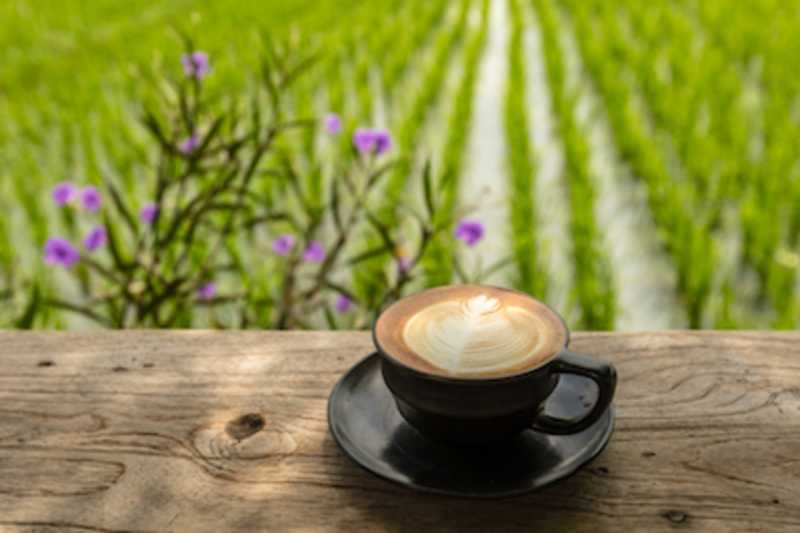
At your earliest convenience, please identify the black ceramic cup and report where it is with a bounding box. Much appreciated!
[373,286,617,446]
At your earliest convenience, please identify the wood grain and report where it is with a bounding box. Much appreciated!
[0,331,798,532]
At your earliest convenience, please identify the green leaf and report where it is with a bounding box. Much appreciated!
[177,31,195,55]
[141,109,170,150]
[250,90,262,140]
[283,53,320,89]
[262,33,286,75]
[103,178,137,235]
[365,212,395,251]
[323,303,338,330]
[15,283,40,329]
[330,178,343,232]
[260,58,279,113]
[178,82,192,133]
[477,256,514,283]
[103,212,129,272]
[422,158,435,218]
[366,159,401,191]
[346,245,391,265]
[198,115,226,153]
[453,256,469,283]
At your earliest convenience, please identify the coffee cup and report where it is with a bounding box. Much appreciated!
[373,284,617,446]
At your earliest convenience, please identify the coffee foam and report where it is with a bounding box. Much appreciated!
[375,285,567,378]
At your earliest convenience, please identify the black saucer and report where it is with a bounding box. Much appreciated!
[328,353,614,498]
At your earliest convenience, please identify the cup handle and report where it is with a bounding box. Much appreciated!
[531,350,617,435]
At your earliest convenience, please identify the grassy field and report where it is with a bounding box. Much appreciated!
[2,0,799,330]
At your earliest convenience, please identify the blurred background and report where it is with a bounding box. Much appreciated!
[1,0,798,331]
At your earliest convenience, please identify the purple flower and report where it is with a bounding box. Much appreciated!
[140,203,159,225]
[324,113,342,135]
[52,182,77,206]
[455,219,484,247]
[335,294,352,313]
[181,51,211,79]
[396,255,413,274]
[179,133,199,154]
[44,238,80,268]
[303,241,326,262]
[373,129,393,154]
[353,128,393,155]
[353,128,374,153]
[83,226,107,252]
[272,234,296,256]
[80,186,102,212]
[197,282,217,301]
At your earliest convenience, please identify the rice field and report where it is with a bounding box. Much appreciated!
[1,0,799,330]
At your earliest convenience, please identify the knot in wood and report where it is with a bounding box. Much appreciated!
[192,411,296,481]
[662,510,689,524]
[226,413,265,441]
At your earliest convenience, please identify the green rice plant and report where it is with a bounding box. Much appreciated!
[379,0,471,212]
[643,0,800,326]
[351,0,472,303]
[562,0,714,327]
[534,0,615,329]
[675,0,800,326]
[292,1,406,205]
[343,1,405,124]
[499,0,547,299]
[328,0,448,158]
[381,0,451,107]
[423,0,490,287]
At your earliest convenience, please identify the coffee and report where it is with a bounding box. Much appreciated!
[374,285,567,379]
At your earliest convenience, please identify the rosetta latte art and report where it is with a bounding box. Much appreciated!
[402,293,556,376]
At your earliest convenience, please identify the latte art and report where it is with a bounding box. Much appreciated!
[375,284,567,378]
[402,294,554,376]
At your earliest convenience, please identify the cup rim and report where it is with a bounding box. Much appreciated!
[372,284,571,384]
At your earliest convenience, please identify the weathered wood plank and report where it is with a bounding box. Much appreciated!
[0,331,798,532]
